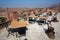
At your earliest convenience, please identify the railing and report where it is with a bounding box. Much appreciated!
[0,21,10,30]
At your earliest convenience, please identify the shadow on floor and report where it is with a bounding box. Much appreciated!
[52,18,59,22]
[44,27,55,39]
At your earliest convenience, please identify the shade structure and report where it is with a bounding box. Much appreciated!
[10,19,28,28]
[28,15,38,18]
[39,16,48,20]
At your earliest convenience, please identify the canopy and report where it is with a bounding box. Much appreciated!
[28,15,38,18]
[10,20,28,28]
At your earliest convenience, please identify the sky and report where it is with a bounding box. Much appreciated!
[0,0,60,8]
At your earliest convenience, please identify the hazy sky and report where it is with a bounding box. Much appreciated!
[0,0,60,8]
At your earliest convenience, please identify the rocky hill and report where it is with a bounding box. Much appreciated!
[48,3,60,12]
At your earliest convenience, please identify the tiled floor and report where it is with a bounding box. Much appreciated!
[0,13,60,40]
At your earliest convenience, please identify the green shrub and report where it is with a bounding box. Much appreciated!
[0,17,6,23]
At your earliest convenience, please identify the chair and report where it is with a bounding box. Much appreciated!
[37,19,46,25]
[28,17,34,24]
[7,27,18,37]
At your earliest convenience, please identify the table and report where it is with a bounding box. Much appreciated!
[8,20,29,37]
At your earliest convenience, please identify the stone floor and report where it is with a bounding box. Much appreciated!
[0,13,60,40]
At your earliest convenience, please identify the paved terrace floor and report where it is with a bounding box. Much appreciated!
[0,13,60,40]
